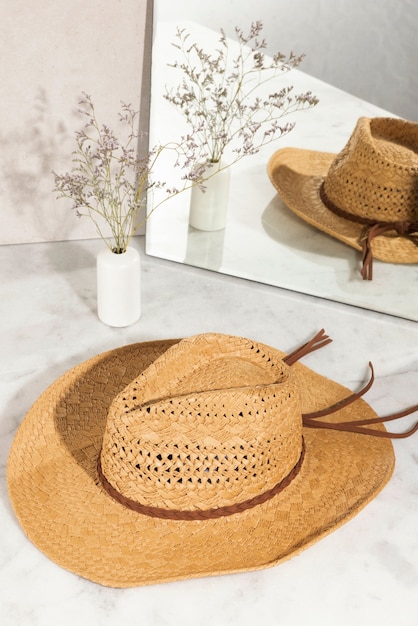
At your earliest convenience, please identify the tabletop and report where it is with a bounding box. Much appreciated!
[1,236,417,626]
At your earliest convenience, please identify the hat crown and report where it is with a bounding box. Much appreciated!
[100,334,302,515]
[323,117,418,223]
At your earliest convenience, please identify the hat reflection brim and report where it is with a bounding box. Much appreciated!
[268,147,418,264]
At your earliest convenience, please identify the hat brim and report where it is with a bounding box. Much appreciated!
[267,147,418,264]
[7,337,394,588]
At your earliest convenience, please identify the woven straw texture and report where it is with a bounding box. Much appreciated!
[7,333,394,588]
[267,117,418,264]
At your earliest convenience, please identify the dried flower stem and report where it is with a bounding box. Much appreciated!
[53,93,199,253]
[165,21,318,173]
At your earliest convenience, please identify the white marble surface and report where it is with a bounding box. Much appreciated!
[1,236,417,625]
[146,20,418,322]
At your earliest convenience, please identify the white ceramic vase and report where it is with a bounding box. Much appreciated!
[189,161,231,231]
[96,246,141,327]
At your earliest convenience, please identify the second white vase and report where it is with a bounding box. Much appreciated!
[96,246,141,327]
[189,161,231,231]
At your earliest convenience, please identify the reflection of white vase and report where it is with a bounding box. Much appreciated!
[189,161,231,231]
[185,227,225,271]
[96,246,141,327]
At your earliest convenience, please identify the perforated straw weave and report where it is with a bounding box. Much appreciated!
[7,333,395,587]
[267,117,418,275]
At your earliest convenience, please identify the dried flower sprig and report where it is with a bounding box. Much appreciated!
[53,93,197,253]
[164,21,318,171]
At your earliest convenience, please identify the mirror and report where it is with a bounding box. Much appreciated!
[145,0,418,322]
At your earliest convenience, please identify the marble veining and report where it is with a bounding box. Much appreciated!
[0,237,417,626]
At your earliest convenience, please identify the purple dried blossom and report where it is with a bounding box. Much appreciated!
[164,22,318,170]
[53,93,203,252]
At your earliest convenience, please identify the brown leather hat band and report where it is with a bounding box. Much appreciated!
[319,182,418,280]
[97,440,306,520]
[319,182,418,230]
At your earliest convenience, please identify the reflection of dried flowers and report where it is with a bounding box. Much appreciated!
[165,21,318,171]
[53,93,196,253]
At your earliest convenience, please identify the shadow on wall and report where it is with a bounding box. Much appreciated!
[0,0,147,246]
[0,88,87,244]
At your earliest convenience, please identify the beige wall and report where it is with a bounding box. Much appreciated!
[1,0,147,245]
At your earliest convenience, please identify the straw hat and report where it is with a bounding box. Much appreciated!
[7,331,415,588]
[267,117,418,279]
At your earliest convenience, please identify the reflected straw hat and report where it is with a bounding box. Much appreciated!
[7,331,418,588]
[267,117,418,279]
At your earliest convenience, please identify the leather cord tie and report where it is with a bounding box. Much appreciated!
[319,182,418,280]
[286,330,418,437]
[97,440,306,521]
[361,222,418,280]
[283,328,332,366]
[302,362,418,438]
